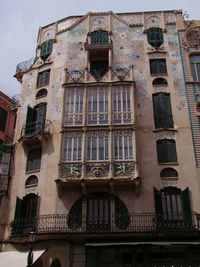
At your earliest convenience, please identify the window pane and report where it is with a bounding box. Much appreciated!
[26,148,42,172]
[87,132,109,161]
[64,88,83,126]
[114,131,133,160]
[62,133,82,162]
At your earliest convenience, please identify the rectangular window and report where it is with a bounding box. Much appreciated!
[190,55,200,81]
[153,93,174,128]
[112,86,132,124]
[62,133,82,161]
[88,87,108,125]
[0,108,8,132]
[0,152,11,175]
[26,147,42,172]
[37,70,50,88]
[64,88,84,126]
[157,139,177,163]
[87,132,109,161]
[114,131,133,160]
[150,59,167,75]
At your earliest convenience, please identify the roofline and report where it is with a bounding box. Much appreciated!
[0,91,16,106]
[40,9,183,30]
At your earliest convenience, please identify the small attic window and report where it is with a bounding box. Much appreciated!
[36,88,48,99]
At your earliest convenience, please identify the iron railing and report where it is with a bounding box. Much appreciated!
[21,120,52,137]
[16,57,37,73]
[11,212,200,237]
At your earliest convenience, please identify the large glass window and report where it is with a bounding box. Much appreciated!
[62,133,82,162]
[153,92,174,129]
[87,132,109,161]
[190,55,200,81]
[88,87,108,125]
[112,86,132,124]
[114,131,133,160]
[64,88,84,126]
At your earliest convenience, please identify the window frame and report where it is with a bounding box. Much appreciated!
[190,54,200,81]
[147,27,164,49]
[149,58,167,75]
[37,70,50,88]
[40,40,53,60]
[156,139,178,163]
[26,147,42,173]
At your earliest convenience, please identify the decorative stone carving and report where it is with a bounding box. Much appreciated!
[183,27,200,49]
[92,16,108,30]
[164,13,176,25]
[146,16,160,28]
[92,164,104,177]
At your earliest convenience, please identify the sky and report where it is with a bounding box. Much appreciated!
[0,0,199,97]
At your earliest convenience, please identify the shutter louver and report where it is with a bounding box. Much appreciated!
[181,187,192,228]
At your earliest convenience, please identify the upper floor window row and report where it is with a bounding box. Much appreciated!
[147,27,164,49]
[64,86,133,126]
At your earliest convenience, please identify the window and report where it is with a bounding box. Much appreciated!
[154,187,192,227]
[190,55,200,81]
[150,59,167,75]
[90,60,108,80]
[87,132,109,161]
[37,70,50,88]
[12,193,39,236]
[26,147,42,172]
[156,139,177,163]
[153,92,174,128]
[112,86,132,124]
[64,88,83,126]
[91,29,109,45]
[40,40,53,60]
[160,168,178,178]
[25,175,38,187]
[0,108,8,132]
[0,152,11,175]
[51,259,61,267]
[88,87,108,125]
[147,27,164,48]
[36,89,47,99]
[62,133,82,162]
[114,131,133,160]
[152,77,168,86]
[24,103,47,136]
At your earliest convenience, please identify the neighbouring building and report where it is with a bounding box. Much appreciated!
[1,10,200,267]
[0,91,17,242]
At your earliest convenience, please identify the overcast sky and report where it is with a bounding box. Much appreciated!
[0,0,199,97]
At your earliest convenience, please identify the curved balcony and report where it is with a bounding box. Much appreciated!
[20,120,52,145]
[85,30,113,51]
[11,212,200,238]
[14,57,37,82]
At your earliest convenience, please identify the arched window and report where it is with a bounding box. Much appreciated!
[36,89,47,99]
[152,77,168,86]
[51,258,61,267]
[68,192,130,231]
[160,168,178,178]
[40,40,53,60]
[25,175,38,187]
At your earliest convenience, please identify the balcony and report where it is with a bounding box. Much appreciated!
[14,57,37,82]
[20,120,52,145]
[85,30,113,51]
[11,212,200,238]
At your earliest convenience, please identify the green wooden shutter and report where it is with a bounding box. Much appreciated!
[26,106,35,125]
[147,28,163,48]
[14,197,23,219]
[181,187,192,228]
[36,103,47,132]
[167,139,177,162]
[154,188,163,229]
[157,140,167,163]
[40,40,53,59]
[162,93,174,128]
[153,93,164,128]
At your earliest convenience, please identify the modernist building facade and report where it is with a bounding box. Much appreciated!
[1,10,200,267]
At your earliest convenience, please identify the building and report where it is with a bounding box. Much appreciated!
[0,91,17,242]
[1,10,200,267]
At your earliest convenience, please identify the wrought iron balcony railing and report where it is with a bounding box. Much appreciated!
[16,57,37,74]
[21,120,52,138]
[11,212,200,238]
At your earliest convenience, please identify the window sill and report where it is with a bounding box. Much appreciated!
[158,162,178,165]
[150,73,168,76]
[153,128,178,132]
[26,169,41,174]
[147,50,167,55]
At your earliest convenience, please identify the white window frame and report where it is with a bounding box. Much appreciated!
[62,132,83,162]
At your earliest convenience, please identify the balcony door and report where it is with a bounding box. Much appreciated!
[87,193,110,232]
